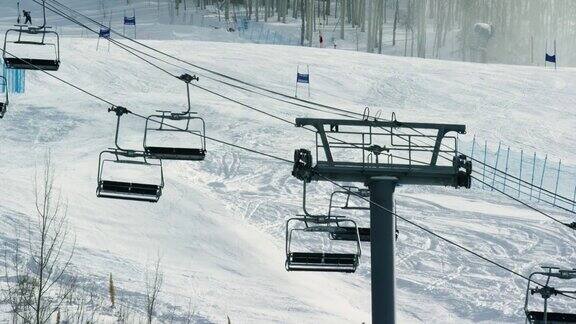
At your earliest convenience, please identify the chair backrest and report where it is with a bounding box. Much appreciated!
[527,311,576,324]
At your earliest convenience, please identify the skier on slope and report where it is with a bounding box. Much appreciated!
[23,10,32,25]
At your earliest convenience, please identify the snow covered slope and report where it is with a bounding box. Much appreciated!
[1,2,576,324]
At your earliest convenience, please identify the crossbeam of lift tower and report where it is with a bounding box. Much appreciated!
[292,116,472,324]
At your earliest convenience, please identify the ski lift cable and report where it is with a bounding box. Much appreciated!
[433,144,576,222]
[470,173,576,230]
[37,1,181,81]
[41,0,576,230]
[0,48,552,294]
[473,166,576,215]
[35,0,427,166]
[382,126,576,218]
[481,168,571,207]
[0,48,290,164]
[435,147,575,211]
[48,3,429,166]
[29,3,576,307]
[44,0,576,229]
[1,50,115,106]
[38,0,531,184]
[316,172,576,299]
[35,0,381,118]
[37,1,358,122]
[40,0,355,120]
[35,0,449,167]
[9,1,432,170]
[467,155,576,209]
[22,0,576,288]
[41,0,576,205]
[428,148,576,229]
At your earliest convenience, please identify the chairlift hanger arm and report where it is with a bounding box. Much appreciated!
[38,0,48,29]
[174,74,199,116]
[295,118,467,134]
[328,187,369,215]
[107,106,137,152]
[301,181,325,219]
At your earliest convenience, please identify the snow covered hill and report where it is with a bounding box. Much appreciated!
[1,1,576,323]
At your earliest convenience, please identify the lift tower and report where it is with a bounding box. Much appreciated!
[292,117,472,324]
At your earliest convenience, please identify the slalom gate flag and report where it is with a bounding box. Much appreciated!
[124,16,136,26]
[546,53,556,63]
[297,73,310,84]
[99,27,111,39]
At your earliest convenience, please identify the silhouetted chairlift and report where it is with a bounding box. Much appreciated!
[143,74,206,161]
[97,106,164,203]
[2,0,61,71]
[0,76,8,118]
[285,217,361,273]
[327,186,371,242]
[525,266,576,324]
[285,182,362,273]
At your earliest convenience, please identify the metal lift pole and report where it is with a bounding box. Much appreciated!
[368,176,398,324]
[291,117,472,324]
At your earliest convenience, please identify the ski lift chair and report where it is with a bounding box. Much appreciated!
[143,74,206,161]
[97,106,164,202]
[3,1,61,71]
[143,111,206,161]
[327,186,371,242]
[3,25,60,71]
[525,266,576,324]
[0,76,8,118]
[285,182,362,273]
[285,216,361,273]
[97,149,164,202]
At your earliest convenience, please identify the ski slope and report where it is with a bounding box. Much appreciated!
[1,2,576,323]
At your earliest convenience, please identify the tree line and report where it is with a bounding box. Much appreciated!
[157,0,576,65]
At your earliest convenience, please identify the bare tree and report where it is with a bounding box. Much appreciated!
[109,273,116,308]
[3,152,77,324]
[4,237,36,323]
[300,0,305,45]
[183,297,196,323]
[340,0,345,39]
[145,255,164,324]
[392,0,399,46]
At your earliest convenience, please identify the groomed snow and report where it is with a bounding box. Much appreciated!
[1,2,576,323]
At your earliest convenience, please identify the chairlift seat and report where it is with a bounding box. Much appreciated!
[97,180,161,202]
[527,311,576,324]
[286,252,358,273]
[144,146,206,161]
[341,205,370,210]
[4,57,60,71]
[330,227,371,242]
